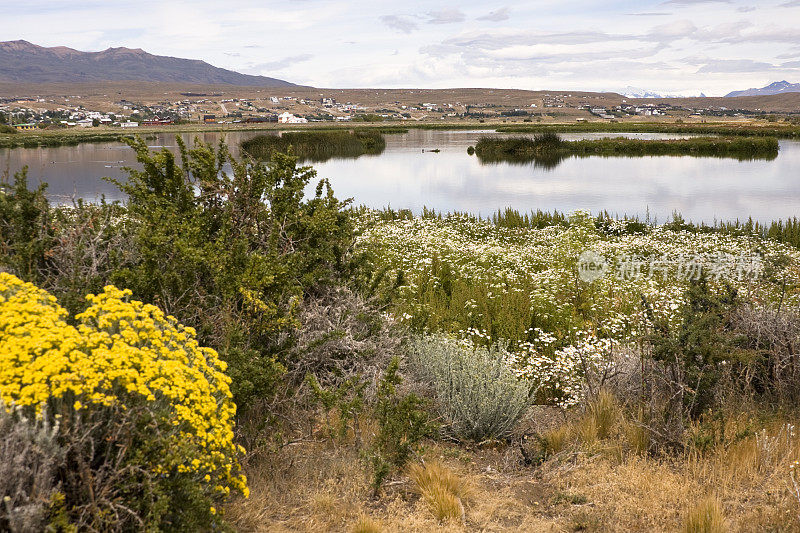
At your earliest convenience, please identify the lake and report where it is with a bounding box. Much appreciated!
[1,129,798,224]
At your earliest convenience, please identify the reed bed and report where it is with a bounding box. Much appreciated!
[473,133,779,165]
[241,130,386,161]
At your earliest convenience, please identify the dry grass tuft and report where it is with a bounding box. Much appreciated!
[683,495,726,533]
[623,417,650,455]
[588,390,620,440]
[351,514,383,533]
[226,405,800,532]
[408,461,470,523]
[540,424,572,456]
[576,416,598,447]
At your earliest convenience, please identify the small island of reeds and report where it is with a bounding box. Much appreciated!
[241,130,386,162]
[0,131,133,149]
[473,132,779,166]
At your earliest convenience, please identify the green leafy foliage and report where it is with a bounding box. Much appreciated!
[367,357,434,494]
[0,167,53,283]
[306,373,366,441]
[110,136,361,406]
[645,277,743,418]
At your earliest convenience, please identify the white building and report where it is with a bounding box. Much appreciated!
[120,122,139,128]
[76,119,94,128]
[278,112,308,124]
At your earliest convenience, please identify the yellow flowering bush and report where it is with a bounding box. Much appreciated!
[0,272,247,527]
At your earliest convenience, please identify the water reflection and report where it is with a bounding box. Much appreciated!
[0,129,798,224]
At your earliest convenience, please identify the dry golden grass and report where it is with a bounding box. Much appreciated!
[623,416,650,455]
[226,406,800,532]
[683,496,726,533]
[407,461,471,523]
[351,514,383,533]
[588,390,620,440]
[540,424,571,456]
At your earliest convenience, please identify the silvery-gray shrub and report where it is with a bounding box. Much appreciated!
[408,334,532,441]
[0,406,62,533]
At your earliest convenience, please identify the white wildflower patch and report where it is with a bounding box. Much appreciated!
[357,211,800,407]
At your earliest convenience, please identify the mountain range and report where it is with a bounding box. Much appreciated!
[0,40,297,87]
[725,80,800,97]
[621,86,706,98]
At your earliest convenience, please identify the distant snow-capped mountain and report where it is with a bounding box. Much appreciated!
[620,86,706,98]
[725,80,800,97]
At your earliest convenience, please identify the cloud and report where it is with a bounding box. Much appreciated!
[6,0,800,93]
[696,59,777,72]
[427,9,465,24]
[250,53,313,71]
[647,19,697,40]
[662,0,731,4]
[477,7,509,22]
[380,14,417,33]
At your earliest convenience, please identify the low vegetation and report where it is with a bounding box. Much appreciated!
[496,120,800,139]
[241,130,386,161]
[473,133,779,165]
[0,273,245,530]
[2,135,800,531]
[0,131,131,148]
[408,334,531,442]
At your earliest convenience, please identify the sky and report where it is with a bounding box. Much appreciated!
[4,0,800,95]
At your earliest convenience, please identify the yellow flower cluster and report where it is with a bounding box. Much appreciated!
[0,272,248,499]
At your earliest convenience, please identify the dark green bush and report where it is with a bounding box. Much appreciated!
[110,136,362,407]
[0,168,53,283]
[645,277,744,418]
[367,357,434,494]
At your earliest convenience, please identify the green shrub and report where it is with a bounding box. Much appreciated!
[1,274,247,531]
[367,357,433,494]
[0,167,53,283]
[645,276,743,418]
[408,334,531,441]
[110,136,361,408]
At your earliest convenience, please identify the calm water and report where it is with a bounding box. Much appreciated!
[1,129,798,224]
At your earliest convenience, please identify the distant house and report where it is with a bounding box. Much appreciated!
[244,116,278,123]
[203,114,216,124]
[13,123,37,131]
[76,119,94,128]
[278,112,307,124]
[142,116,174,126]
[120,122,139,128]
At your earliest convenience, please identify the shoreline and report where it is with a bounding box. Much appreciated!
[2,119,800,149]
